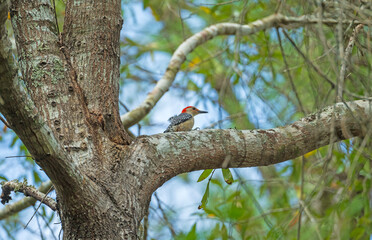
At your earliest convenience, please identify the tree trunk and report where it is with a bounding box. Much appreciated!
[58,167,147,239]
[1,0,141,238]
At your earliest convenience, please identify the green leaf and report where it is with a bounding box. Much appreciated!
[221,168,233,184]
[207,224,221,240]
[210,178,223,189]
[198,182,210,210]
[351,227,365,239]
[48,211,55,224]
[10,135,18,147]
[197,169,212,182]
[266,227,282,239]
[124,37,139,47]
[33,171,41,184]
[41,206,46,216]
[143,0,149,9]
[221,224,228,240]
[187,81,199,92]
[346,195,364,217]
[185,223,197,240]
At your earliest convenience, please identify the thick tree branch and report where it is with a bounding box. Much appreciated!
[63,0,131,144]
[10,0,61,103]
[136,100,371,192]
[0,181,53,220]
[1,180,56,211]
[1,1,76,187]
[0,0,36,135]
[121,14,365,127]
[6,0,86,199]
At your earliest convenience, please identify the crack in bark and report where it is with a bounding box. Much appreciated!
[59,37,89,121]
[236,129,247,167]
[58,35,107,158]
[86,174,132,220]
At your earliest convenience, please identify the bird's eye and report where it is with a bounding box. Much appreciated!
[192,107,196,110]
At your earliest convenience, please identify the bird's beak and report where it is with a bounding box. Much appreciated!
[197,110,208,114]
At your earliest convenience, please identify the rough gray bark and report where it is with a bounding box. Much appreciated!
[1,0,137,238]
[0,0,371,239]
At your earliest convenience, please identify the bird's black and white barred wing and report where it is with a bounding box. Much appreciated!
[164,113,192,132]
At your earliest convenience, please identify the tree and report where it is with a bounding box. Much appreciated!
[0,0,371,239]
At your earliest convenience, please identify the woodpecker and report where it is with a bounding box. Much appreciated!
[164,106,208,133]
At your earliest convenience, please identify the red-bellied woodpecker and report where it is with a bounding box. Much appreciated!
[164,106,208,133]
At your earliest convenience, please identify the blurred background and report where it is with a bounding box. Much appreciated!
[1,0,371,239]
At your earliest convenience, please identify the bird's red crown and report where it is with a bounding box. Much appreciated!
[181,106,197,113]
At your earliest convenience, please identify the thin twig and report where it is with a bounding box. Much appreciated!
[119,100,130,112]
[52,0,59,35]
[316,2,339,79]
[119,100,141,136]
[206,112,246,129]
[178,4,185,40]
[337,24,364,101]
[1,180,56,211]
[282,29,336,88]
[297,156,305,240]
[154,193,177,238]
[276,28,306,114]
[24,185,54,229]
[5,155,32,158]
[301,201,323,240]
[33,205,45,240]
[36,207,58,240]
[233,169,274,229]
[0,181,53,220]
[199,169,216,209]
[185,46,230,70]
[337,1,345,100]
[58,227,63,240]
[192,0,241,6]
[298,106,339,221]
[342,126,372,198]
[0,115,12,129]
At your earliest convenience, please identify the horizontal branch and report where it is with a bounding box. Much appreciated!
[138,100,371,190]
[0,181,53,220]
[1,180,56,211]
[121,13,365,127]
